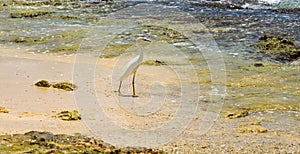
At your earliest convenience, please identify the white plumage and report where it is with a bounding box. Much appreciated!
[116,37,150,97]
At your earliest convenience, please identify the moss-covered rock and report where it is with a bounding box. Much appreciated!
[57,110,81,121]
[52,82,77,91]
[254,35,300,62]
[34,80,52,88]
[0,131,164,153]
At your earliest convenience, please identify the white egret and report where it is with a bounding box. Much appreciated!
[115,37,150,97]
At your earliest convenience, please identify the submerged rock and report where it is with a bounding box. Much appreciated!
[142,60,166,66]
[57,110,81,121]
[237,122,268,133]
[34,80,52,88]
[222,108,249,119]
[52,82,77,91]
[254,35,300,62]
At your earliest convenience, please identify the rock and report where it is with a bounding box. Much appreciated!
[253,62,264,67]
[0,106,9,113]
[57,110,81,121]
[24,131,54,142]
[254,35,300,62]
[237,122,268,133]
[0,130,163,153]
[34,80,51,88]
[222,108,249,119]
[52,82,77,91]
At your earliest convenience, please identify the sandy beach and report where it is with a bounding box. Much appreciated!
[1,46,299,153]
[0,47,89,135]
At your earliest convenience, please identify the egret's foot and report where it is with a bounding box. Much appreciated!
[114,90,122,96]
[132,94,138,97]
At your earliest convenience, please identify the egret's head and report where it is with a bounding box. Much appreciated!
[136,37,151,43]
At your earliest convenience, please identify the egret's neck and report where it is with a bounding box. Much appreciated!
[137,42,144,57]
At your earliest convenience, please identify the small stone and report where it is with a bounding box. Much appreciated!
[34,80,51,88]
[52,82,77,91]
[253,63,264,67]
[57,110,81,121]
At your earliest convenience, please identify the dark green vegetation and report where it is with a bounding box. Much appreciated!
[254,35,300,62]
[0,131,164,153]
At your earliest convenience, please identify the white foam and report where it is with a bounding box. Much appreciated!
[258,0,281,5]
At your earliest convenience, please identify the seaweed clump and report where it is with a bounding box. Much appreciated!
[142,60,166,66]
[52,82,77,91]
[254,35,300,62]
[56,110,81,121]
[34,80,51,88]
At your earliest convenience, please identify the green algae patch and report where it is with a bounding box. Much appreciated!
[12,36,44,43]
[10,10,53,18]
[237,122,268,134]
[0,131,164,153]
[101,44,133,58]
[52,82,77,91]
[142,60,166,66]
[254,35,300,62]
[10,29,87,54]
[47,42,80,54]
[0,106,9,113]
[57,110,81,121]
[34,80,52,88]
[222,108,249,119]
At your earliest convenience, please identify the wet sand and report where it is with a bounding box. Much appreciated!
[0,47,90,135]
[1,46,300,153]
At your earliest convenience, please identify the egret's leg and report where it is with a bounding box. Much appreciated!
[118,81,122,92]
[132,71,138,97]
[114,81,122,95]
